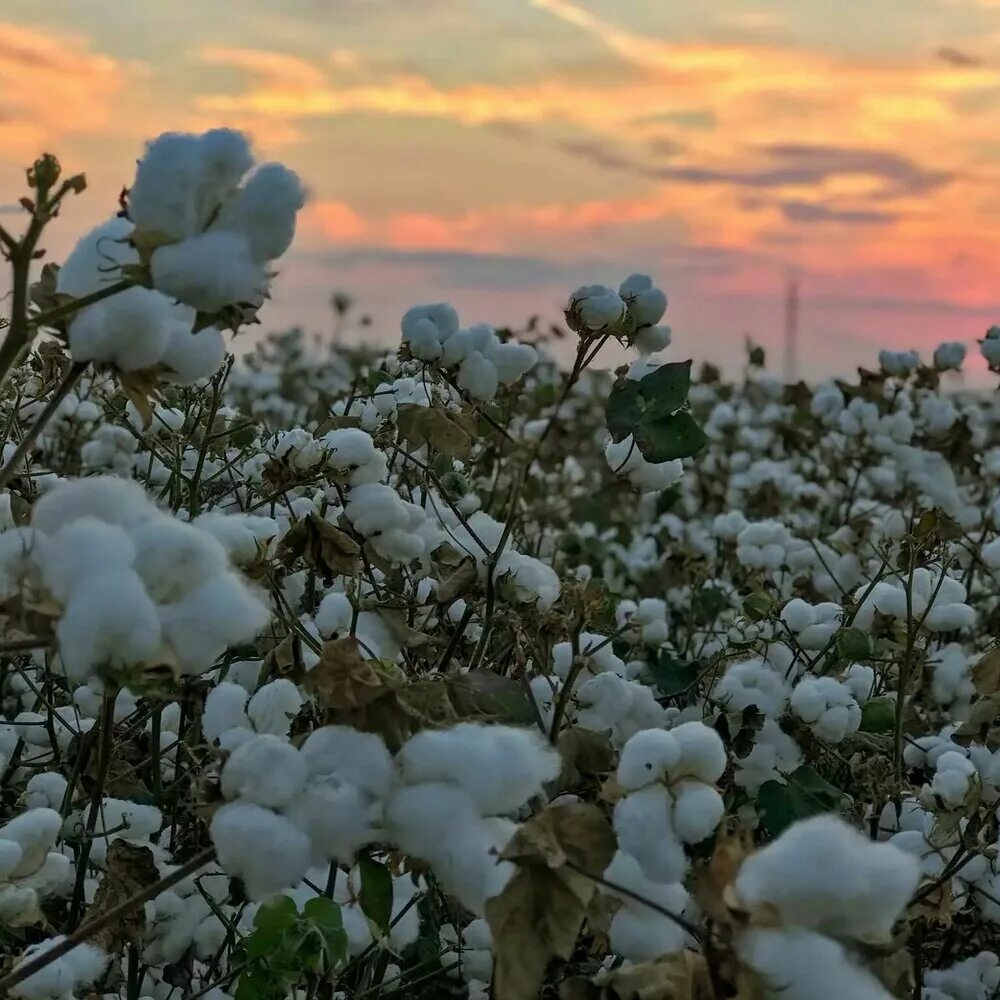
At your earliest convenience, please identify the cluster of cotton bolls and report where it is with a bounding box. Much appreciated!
[924,952,1000,999]
[852,568,975,632]
[9,937,107,1000]
[0,807,72,924]
[0,476,270,682]
[400,304,538,402]
[565,275,671,354]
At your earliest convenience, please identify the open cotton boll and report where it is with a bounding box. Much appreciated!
[160,573,269,674]
[671,780,724,843]
[433,818,516,915]
[322,427,378,470]
[151,231,267,312]
[31,476,152,535]
[131,516,229,603]
[617,728,682,789]
[619,273,667,327]
[57,216,138,298]
[34,517,136,604]
[738,927,893,1000]
[57,571,162,682]
[487,341,537,384]
[0,808,62,878]
[400,303,460,361]
[203,682,251,743]
[192,511,277,564]
[68,286,176,371]
[440,324,497,366]
[568,285,626,330]
[210,802,311,900]
[457,351,499,402]
[220,735,307,808]
[9,937,107,1000]
[129,132,208,240]
[714,659,789,718]
[300,726,394,799]
[613,786,688,883]
[396,723,560,815]
[929,751,977,809]
[384,782,482,862]
[669,721,727,783]
[25,772,68,812]
[634,324,671,355]
[283,782,382,865]
[212,162,306,262]
[790,676,861,743]
[247,679,303,737]
[733,814,919,942]
[159,323,226,384]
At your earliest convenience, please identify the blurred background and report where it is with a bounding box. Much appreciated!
[1,0,998,380]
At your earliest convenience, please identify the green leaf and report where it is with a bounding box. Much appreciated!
[303,896,348,968]
[650,651,700,697]
[357,856,394,934]
[605,380,643,443]
[692,587,728,624]
[634,411,708,463]
[860,697,896,733]
[638,360,692,418]
[757,765,846,837]
[253,895,298,936]
[742,591,774,622]
[835,627,872,660]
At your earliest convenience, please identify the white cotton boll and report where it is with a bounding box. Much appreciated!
[780,598,814,634]
[605,435,683,494]
[396,723,560,814]
[487,341,537,384]
[790,677,861,743]
[0,808,62,878]
[221,735,307,808]
[57,571,162,681]
[284,782,382,865]
[57,216,138,297]
[879,349,919,376]
[439,324,495,366]
[842,663,875,704]
[619,273,667,327]
[192,511,277,564]
[247,679,303,737]
[160,573,269,674]
[671,780,724,843]
[714,659,789,718]
[670,721,727,783]
[210,802,311,900]
[933,341,966,370]
[151,231,267,312]
[982,327,1000,366]
[34,517,135,604]
[159,323,226,384]
[617,728,682,789]
[401,303,459,361]
[633,324,671,355]
[31,475,151,534]
[129,132,208,240]
[439,818,516,914]
[457,351,499,402]
[0,840,23,879]
[68,287,174,371]
[930,751,977,808]
[25,772,68,812]
[299,726,394,799]
[384,782,481,861]
[203,682,251,743]
[734,719,802,793]
[131,516,229,603]
[613,786,688,883]
[569,285,626,331]
[575,673,633,730]
[733,814,919,942]
[738,928,893,1000]
[322,427,377,469]
[10,938,107,1000]
[213,163,306,262]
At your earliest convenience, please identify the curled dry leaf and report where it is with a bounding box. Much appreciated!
[276,512,361,578]
[88,840,159,951]
[304,636,385,710]
[972,646,1000,697]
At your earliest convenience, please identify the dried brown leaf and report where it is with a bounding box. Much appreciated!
[437,558,479,603]
[304,636,385,710]
[972,647,1000,697]
[89,840,158,951]
[397,404,475,458]
[277,512,360,578]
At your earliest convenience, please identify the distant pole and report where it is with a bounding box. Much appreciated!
[783,275,799,383]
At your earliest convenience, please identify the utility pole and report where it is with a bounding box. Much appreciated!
[783,275,799,383]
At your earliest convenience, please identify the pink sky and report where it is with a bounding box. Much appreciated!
[1,0,999,378]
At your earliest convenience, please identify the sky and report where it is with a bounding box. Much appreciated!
[1,0,999,379]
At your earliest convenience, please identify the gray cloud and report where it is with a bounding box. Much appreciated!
[780,200,897,225]
[937,46,980,67]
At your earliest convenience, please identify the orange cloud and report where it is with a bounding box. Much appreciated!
[0,22,131,157]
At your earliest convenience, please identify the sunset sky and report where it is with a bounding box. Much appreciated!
[1,0,999,377]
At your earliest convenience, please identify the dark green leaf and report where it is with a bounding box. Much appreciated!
[638,360,692,418]
[357,856,393,934]
[605,380,643,443]
[253,895,298,936]
[860,697,896,734]
[303,896,348,969]
[634,411,707,462]
[650,651,700,696]
[758,765,846,837]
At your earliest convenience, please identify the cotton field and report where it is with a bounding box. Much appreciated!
[1,132,1000,1000]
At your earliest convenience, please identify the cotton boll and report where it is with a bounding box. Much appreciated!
[34,517,135,604]
[0,840,23,880]
[203,682,251,743]
[780,598,814,634]
[733,814,919,942]
[619,274,667,327]
[568,285,626,331]
[25,772,68,812]
[131,516,229,603]
[487,341,537,384]
[31,475,151,534]
[714,659,789,718]
[0,808,62,878]
[57,571,162,681]
[284,782,382,865]
[738,927,894,1000]
[220,735,307,808]
[396,723,560,814]
[617,729,682,789]
[213,163,306,262]
[57,216,138,298]
[457,351,499,402]
[160,573,269,674]
[929,751,977,809]
[299,726,394,799]
[129,132,209,240]
[575,673,633,730]
[669,721,727,783]
[192,511,277,564]
[210,802,311,900]
[246,679,303,737]
[790,677,861,743]
[68,287,175,371]
[384,782,482,862]
[633,324,671,355]
[613,786,687,883]
[151,231,267,312]
[671,780,724,843]
[159,323,226,384]
[400,303,459,361]
[9,938,107,1000]
[439,324,495,366]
